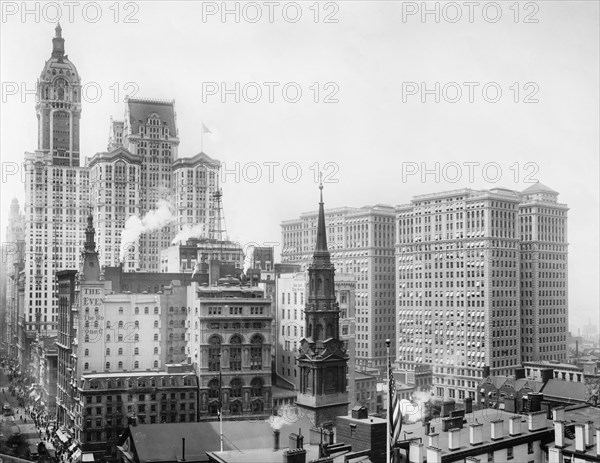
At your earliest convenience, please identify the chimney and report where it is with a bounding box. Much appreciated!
[584,421,594,448]
[425,421,431,436]
[469,423,483,446]
[548,447,564,463]
[409,440,424,463]
[509,416,522,436]
[428,433,439,448]
[575,424,586,453]
[490,419,504,440]
[426,447,442,463]
[464,397,473,414]
[181,438,185,462]
[553,407,565,422]
[273,429,280,451]
[448,428,461,451]
[529,411,547,431]
[554,421,565,448]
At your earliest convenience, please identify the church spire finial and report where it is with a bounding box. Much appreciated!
[52,23,65,58]
[55,22,62,37]
[314,179,329,259]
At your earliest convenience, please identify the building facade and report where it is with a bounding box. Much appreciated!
[281,204,396,374]
[187,282,273,420]
[395,185,568,403]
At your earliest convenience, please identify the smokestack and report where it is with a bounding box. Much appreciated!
[464,397,473,414]
[553,407,565,422]
[426,447,442,463]
[273,429,280,451]
[409,440,424,463]
[182,438,185,461]
[576,340,579,358]
[428,433,439,448]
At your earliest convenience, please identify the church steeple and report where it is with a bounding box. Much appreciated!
[84,211,96,253]
[296,183,348,427]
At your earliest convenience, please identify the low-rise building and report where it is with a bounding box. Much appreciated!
[187,280,273,420]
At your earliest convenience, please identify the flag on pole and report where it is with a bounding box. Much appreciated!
[389,355,402,458]
[202,123,212,134]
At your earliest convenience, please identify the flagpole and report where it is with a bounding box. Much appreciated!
[201,126,204,153]
[386,339,391,463]
[219,354,223,452]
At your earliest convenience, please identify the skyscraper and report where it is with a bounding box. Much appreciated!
[281,204,396,374]
[395,185,568,402]
[296,184,349,426]
[24,26,89,344]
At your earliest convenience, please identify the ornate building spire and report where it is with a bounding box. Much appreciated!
[313,179,330,265]
[52,23,65,58]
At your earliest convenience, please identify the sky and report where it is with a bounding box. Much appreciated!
[1,1,598,334]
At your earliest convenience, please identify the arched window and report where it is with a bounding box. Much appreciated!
[119,307,124,315]
[154,307,159,314]
[316,324,323,341]
[169,307,174,313]
[153,360,158,368]
[84,320,89,328]
[106,321,111,328]
[208,336,221,371]
[154,334,159,341]
[326,323,333,339]
[105,362,110,370]
[230,335,242,370]
[134,361,139,369]
[84,349,89,356]
[181,307,186,313]
[154,347,158,354]
[208,379,220,400]
[135,307,139,315]
[251,377,263,397]
[250,335,263,370]
[118,348,123,355]
[118,321,123,328]
[84,335,89,343]
[169,320,174,326]
[118,361,123,369]
[180,333,185,341]
[106,348,110,356]
[84,362,89,370]
[230,378,242,398]
[134,334,139,342]
[181,320,186,327]
[169,333,174,340]
[154,321,159,328]
[118,334,123,342]
[134,320,139,328]
[106,334,111,342]
[180,346,185,354]
[144,307,149,314]
[169,347,174,354]
[134,348,139,355]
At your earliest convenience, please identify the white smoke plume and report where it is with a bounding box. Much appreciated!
[242,245,255,275]
[266,414,287,431]
[119,200,176,262]
[171,223,206,245]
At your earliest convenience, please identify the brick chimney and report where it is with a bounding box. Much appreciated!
[509,416,522,436]
[528,411,547,431]
[490,419,504,440]
[584,421,594,448]
[448,428,461,451]
[426,447,442,463]
[553,407,565,422]
[469,423,483,446]
[548,447,564,463]
[554,421,565,448]
[409,440,424,463]
[575,424,586,453]
[428,433,439,448]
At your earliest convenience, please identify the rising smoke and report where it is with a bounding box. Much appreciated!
[242,245,255,275]
[171,223,206,245]
[119,200,177,262]
[401,389,434,423]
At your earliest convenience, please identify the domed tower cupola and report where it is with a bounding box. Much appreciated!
[52,23,65,59]
[37,25,82,167]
